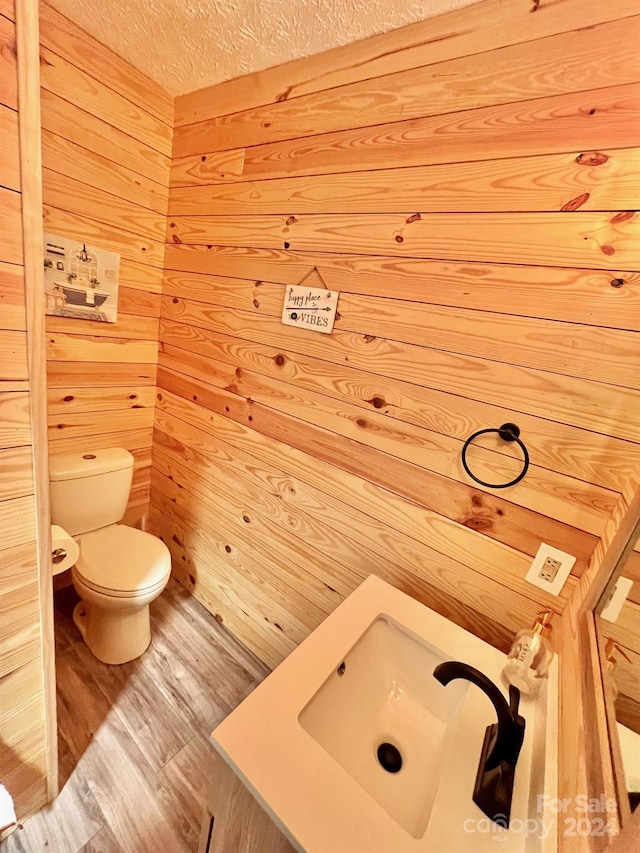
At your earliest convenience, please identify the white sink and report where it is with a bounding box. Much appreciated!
[299,616,467,837]
[210,576,558,853]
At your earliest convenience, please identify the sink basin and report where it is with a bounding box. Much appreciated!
[210,575,558,853]
[299,616,467,837]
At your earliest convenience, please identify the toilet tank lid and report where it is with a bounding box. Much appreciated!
[50,448,134,482]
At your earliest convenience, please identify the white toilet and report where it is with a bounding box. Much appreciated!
[49,448,171,665]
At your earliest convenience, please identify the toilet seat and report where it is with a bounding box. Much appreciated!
[74,524,171,598]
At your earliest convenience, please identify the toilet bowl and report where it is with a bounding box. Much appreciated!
[49,447,172,665]
[71,523,171,665]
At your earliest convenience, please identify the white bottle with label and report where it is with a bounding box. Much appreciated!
[502,609,554,696]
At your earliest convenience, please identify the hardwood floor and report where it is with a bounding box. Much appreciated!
[1,578,269,853]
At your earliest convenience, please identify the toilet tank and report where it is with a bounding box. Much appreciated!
[49,448,134,536]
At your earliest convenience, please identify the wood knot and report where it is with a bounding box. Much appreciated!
[235,367,243,378]
[368,396,385,409]
[560,192,590,211]
[242,515,251,523]
[284,241,290,249]
[201,155,207,162]
[286,215,297,225]
[405,213,421,224]
[189,574,196,585]
[471,494,483,508]
[575,152,609,166]
[611,211,635,224]
[63,395,74,402]
[253,298,260,308]
[276,86,293,102]
[263,121,272,128]
[172,297,179,303]
[610,278,625,288]
[214,613,224,623]
[465,517,492,532]
[172,534,183,546]
[224,545,232,553]
[171,234,182,244]
[363,334,376,343]
[274,354,286,366]
[356,418,368,428]
[601,245,616,256]
[530,0,540,9]
[395,235,404,243]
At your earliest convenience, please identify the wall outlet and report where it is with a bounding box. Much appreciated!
[600,577,633,623]
[525,544,576,596]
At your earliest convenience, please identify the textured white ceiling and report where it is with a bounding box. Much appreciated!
[47,0,480,98]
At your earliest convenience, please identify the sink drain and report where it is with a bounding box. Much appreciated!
[377,742,402,773]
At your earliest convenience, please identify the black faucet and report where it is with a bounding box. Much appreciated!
[433,661,526,828]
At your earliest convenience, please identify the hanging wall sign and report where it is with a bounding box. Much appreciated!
[281,268,339,335]
[43,233,120,323]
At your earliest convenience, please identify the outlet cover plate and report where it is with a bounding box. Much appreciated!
[526,543,576,596]
[600,576,634,623]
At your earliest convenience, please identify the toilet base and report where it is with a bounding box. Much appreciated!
[73,598,151,665]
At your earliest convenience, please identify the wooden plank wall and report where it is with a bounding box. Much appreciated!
[600,535,640,734]
[39,1,173,525]
[0,0,49,823]
[153,0,640,670]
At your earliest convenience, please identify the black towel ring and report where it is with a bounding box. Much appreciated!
[461,423,530,489]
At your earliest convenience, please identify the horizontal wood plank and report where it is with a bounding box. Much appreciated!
[169,148,640,215]
[158,314,640,444]
[41,89,170,187]
[174,0,640,126]
[167,211,640,271]
[0,104,19,191]
[46,332,158,364]
[44,205,165,273]
[152,416,570,613]
[42,168,166,243]
[163,289,640,390]
[48,406,154,440]
[0,13,17,110]
[40,45,172,157]
[173,19,640,156]
[39,1,173,125]
[0,329,27,379]
[0,261,26,331]
[158,337,640,495]
[42,130,169,216]
[0,446,33,500]
[46,312,159,341]
[46,361,157,387]
[163,247,640,331]
[157,360,615,536]
[238,86,640,183]
[47,385,156,416]
[0,392,32,447]
[0,495,37,551]
[0,186,23,265]
[155,380,597,568]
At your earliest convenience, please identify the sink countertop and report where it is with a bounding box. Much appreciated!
[210,575,559,852]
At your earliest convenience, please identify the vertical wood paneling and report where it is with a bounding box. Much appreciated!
[39,1,172,525]
[0,0,48,826]
[155,0,640,678]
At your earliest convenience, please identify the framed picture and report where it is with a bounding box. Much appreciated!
[43,233,120,323]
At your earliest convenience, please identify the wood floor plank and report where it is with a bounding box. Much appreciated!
[11,585,268,853]
[8,748,104,853]
[78,824,121,853]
